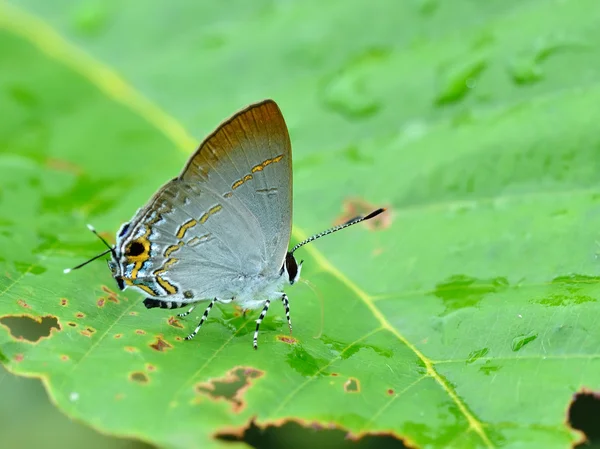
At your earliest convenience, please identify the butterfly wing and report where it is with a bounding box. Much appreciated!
[115,100,292,302]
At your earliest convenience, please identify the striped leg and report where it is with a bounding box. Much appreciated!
[253,299,271,350]
[185,298,217,341]
[281,294,292,334]
[177,305,196,318]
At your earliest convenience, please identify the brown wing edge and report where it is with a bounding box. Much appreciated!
[178,99,292,181]
[179,98,294,244]
[119,99,293,247]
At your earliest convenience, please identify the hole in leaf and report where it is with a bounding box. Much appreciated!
[129,371,149,384]
[344,378,360,393]
[149,336,172,352]
[196,366,264,413]
[67,322,77,328]
[0,315,60,342]
[216,419,412,448]
[569,389,600,447]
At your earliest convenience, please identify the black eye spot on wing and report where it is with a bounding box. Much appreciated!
[126,241,145,257]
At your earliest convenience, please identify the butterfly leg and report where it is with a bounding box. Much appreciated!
[185,298,217,341]
[177,305,196,318]
[281,294,292,334]
[253,299,272,350]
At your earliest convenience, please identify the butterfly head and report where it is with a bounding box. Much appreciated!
[283,252,303,285]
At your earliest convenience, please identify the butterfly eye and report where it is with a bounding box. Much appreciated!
[107,260,117,274]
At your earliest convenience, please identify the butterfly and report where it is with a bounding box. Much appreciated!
[66,99,384,348]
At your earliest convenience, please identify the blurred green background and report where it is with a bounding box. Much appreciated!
[2,0,600,448]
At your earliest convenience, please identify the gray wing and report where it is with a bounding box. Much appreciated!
[180,99,293,275]
[115,100,292,302]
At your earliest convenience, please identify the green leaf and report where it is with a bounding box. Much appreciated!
[1,1,600,448]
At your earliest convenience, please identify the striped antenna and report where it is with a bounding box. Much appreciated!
[290,208,385,254]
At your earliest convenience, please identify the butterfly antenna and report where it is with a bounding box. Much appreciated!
[291,208,385,254]
[63,224,116,274]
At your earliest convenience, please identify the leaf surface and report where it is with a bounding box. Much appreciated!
[1,1,600,448]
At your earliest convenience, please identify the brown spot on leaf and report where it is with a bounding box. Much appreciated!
[75,312,85,319]
[149,336,172,352]
[0,315,60,342]
[129,311,138,316]
[129,371,149,384]
[387,388,394,395]
[135,329,146,335]
[568,388,600,448]
[330,373,339,377]
[97,298,105,307]
[60,298,68,307]
[67,322,77,327]
[215,418,414,448]
[175,336,182,341]
[79,327,96,337]
[146,364,156,372]
[167,316,183,328]
[124,346,138,353]
[114,333,122,339]
[102,286,120,303]
[344,377,360,393]
[195,366,264,413]
[17,299,30,309]
[334,197,391,231]
[14,354,24,362]
[276,335,297,345]
[60,355,69,362]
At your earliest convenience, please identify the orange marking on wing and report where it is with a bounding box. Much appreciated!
[251,154,284,173]
[199,204,223,224]
[232,174,253,190]
[136,284,159,296]
[176,219,197,239]
[163,258,178,270]
[153,268,178,295]
[164,242,183,258]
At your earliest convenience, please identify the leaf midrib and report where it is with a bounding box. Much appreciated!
[0,4,494,447]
